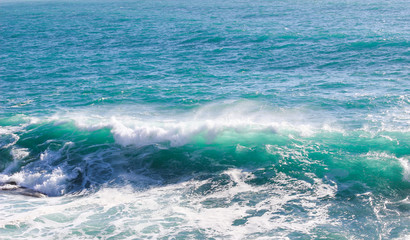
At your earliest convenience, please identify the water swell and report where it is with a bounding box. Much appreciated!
[0,104,408,240]
[0,105,408,199]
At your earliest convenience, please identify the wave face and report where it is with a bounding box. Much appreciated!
[1,0,409,239]
[1,103,409,239]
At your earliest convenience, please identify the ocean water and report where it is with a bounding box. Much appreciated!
[0,0,409,239]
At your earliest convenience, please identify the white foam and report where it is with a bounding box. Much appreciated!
[0,126,20,149]
[0,167,68,196]
[46,101,347,147]
[235,144,254,153]
[0,143,77,196]
[1,147,31,174]
[398,157,410,182]
[0,169,337,239]
[11,147,30,161]
[0,115,40,149]
[39,148,65,164]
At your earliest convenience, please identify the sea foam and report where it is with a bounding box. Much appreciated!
[55,101,343,147]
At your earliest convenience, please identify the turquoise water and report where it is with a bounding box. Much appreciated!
[0,0,409,239]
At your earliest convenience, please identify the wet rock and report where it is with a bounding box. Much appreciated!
[0,181,47,198]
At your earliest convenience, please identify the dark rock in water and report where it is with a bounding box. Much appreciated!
[0,181,47,198]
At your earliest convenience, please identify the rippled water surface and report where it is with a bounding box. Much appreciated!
[0,0,409,239]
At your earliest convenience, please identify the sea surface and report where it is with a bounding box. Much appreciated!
[0,0,409,239]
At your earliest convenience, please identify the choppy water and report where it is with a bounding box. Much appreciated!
[0,0,409,239]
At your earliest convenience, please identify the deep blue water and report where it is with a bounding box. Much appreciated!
[0,0,409,239]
